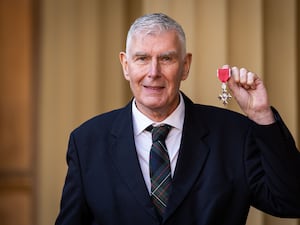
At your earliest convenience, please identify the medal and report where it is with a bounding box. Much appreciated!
[217,68,232,105]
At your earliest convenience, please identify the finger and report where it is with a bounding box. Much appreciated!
[231,66,240,83]
[227,66,240,94]
[239,68,248,85]
[221,64,230,69]
[247,72,256,89]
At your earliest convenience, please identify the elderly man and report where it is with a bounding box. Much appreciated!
[55,13,300,225]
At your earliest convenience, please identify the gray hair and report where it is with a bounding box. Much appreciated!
[126,13,187,55]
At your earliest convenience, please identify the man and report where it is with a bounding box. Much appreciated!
[55,13,300,225]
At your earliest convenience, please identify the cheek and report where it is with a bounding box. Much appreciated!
[126,74,142,88]
[165,68,184,85]
[127,66,147,83]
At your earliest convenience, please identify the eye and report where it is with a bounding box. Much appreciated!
[137,56,147,61]
[161,56,171,61]
[135,55,149,64]
[160,55,175,64]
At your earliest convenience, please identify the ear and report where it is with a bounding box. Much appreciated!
[119,52,130,80]
[181,53,192,80]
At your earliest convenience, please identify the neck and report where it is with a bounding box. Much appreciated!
[135,95,180,122]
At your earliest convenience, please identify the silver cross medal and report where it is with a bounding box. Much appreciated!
[217,68,232,105]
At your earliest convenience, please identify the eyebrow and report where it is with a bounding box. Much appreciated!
[134,52,148,57]
[159,51,178,57]
[133,51,178,57]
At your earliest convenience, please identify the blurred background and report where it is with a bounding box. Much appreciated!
[0,0,299,225]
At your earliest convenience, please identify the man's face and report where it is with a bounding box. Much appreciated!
[120,30,192,121]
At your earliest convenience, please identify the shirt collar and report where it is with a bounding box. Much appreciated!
[132,93,185,136]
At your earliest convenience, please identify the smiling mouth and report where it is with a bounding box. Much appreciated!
[144,85,165,90]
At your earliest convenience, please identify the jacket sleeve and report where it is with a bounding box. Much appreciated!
[245,107,300,217]
[55,133,93,225]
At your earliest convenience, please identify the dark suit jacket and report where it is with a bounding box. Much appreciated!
[55,93,300,225]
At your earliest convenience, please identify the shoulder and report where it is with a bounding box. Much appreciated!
[194,104,246,121]
[182,93,252,131]
[195,104,250,127]
[183,93,248,122]
[72,102,131,137]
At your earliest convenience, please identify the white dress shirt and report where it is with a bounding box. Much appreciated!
[132,93,185,193]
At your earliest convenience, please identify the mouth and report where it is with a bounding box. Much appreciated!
[143,85,165,90]
[143,86,165,94]
[145,86,164,91]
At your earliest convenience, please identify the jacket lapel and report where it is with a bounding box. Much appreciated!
[107,95,210,222]
[108,102,158,221]
[163,95,210,222]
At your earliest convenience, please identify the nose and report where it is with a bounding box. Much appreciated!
[148,58,160,77]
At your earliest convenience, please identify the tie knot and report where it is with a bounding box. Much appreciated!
[147,124,171,142]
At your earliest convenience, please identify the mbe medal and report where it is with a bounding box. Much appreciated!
[217,68,232,105]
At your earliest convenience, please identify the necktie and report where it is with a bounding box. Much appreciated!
[147,124,172,218]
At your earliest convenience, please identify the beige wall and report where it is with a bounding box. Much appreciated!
[0,1,36,225]
[37,0,299,225]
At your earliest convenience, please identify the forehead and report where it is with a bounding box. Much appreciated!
[129,30,182,54]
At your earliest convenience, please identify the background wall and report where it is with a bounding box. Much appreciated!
[0,0,299,225]
[0,0,36,224]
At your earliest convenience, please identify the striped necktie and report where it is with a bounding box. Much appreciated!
[147,124,172,218]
